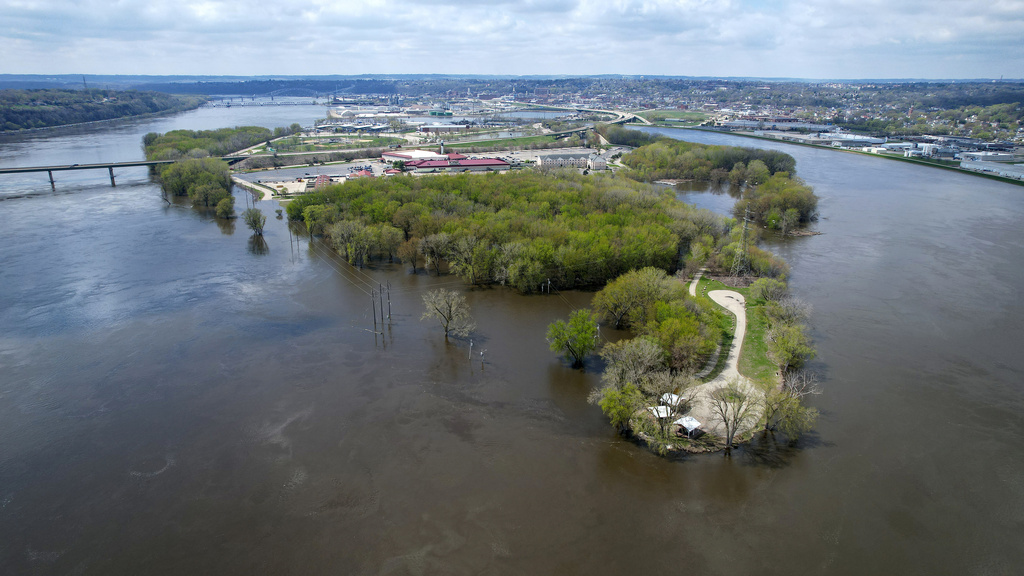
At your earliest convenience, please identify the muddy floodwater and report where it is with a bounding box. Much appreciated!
[1,113,1023,575]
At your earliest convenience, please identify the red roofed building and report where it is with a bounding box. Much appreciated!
[313,174,332,189]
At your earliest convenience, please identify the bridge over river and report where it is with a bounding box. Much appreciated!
[0,157,245,188]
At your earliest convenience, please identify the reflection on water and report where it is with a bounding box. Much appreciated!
[248,235,269,255]
[0,114,1022,575]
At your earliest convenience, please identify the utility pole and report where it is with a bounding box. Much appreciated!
[371,292,378,332]
[731,207,751,278]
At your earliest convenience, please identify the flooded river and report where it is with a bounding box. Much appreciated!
[0,113,1021,575]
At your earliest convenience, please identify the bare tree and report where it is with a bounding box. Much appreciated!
[419,233,451,276]
[421,289,475,339]
[708,380,758,450]
[759,370,821,438]
[599,336,665,390]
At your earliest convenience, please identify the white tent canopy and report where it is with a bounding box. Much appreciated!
[674,416,702,437]
[647,406,673,419]
[661,393,682,407]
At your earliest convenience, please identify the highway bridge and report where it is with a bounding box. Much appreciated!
[0,157,246,188]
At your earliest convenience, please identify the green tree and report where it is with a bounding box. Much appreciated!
[546,309,599,368]
[419,233,451,276]
[759,371,820,438]
[158,158,231,199]
[749,277,788,303]
[215,197,235,219]
[596,383,645,434]
[767,324,815,373]
[780,208,800,236]
[375,224,404,262]
[243,208,266,235]
[591,267,671,329]
[421,289,475,339]
[398,238,420,271]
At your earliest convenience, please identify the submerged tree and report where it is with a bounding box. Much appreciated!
[546,309,599,369]
[421,289,475,339]
[243,208,266,236]
[760,371,821,438]
[596,383,645,434]
[708,380,758,451]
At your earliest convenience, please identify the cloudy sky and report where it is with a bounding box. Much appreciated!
[2,0,1022,79]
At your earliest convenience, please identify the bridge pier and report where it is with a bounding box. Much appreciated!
[108,166,115,187]
[48,170,55,190]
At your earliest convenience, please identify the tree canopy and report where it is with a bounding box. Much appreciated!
[143,124,301,160]
[0,89,205,132]
[547,309,599,368]
[287,170,728,292]
[158,158,234,218]
[620,138,797,183]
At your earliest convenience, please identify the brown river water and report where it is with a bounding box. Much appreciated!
[0,110,1022,575]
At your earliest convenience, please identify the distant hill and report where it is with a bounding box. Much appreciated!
[0,88,206,132]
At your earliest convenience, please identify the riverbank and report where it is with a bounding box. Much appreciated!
[0,93,207,134]
[682,127,1024,187]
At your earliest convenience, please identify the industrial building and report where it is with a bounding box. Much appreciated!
[959,161,1024,180]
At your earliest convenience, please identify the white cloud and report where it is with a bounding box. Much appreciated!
[0,0,1021,77]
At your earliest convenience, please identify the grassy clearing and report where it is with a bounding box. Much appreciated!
[740,303,779,384]
[690,275,778,385]
[638,109,709,125]
[446,134,559,149]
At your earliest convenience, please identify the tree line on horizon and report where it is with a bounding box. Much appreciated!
[0,89,205,132]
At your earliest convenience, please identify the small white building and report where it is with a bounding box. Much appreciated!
[381,150,447,163]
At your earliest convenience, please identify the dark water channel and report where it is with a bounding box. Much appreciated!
[0,113,1022,575]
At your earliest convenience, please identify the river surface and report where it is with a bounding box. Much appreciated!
[0,111,1022,575]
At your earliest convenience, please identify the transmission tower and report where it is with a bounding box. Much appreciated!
[730,207,751,278]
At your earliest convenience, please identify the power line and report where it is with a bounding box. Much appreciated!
[304,240,373,296]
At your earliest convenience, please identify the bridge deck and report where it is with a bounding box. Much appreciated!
[0,157,246,175]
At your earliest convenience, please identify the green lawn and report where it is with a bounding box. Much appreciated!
[691,275,779,385]
[446,134,559,149]
[637,109,709,124]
